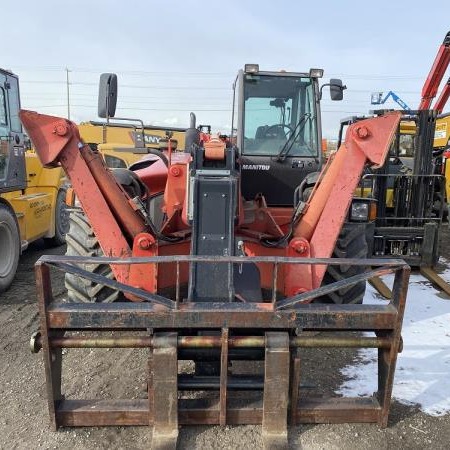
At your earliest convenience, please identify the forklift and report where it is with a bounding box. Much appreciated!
[338,31,450,296]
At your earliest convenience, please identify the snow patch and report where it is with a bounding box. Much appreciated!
[337,260,450,416]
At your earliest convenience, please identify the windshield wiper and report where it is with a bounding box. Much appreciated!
[276,113,311,162]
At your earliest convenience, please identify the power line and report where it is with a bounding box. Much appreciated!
[13,65,233,76]
[21,92,232,100]
[22,96,232,105]
[19,79,425,95]
[13,65,432,81]
[327,73,424,80]
[21,80,231,90]
[26,104,369,115]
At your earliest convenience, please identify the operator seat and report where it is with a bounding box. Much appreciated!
[255,125,269,139]
[254,124,287,154]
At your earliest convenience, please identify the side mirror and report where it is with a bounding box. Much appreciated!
[330,79,346,101]
[98,73,118,118]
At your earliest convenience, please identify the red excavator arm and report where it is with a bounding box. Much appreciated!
[419,31,450,110]
[434,77,450,113]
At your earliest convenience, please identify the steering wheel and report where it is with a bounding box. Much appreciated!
[262,124,294,139]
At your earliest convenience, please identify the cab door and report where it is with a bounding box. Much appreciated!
[0,70,26,193]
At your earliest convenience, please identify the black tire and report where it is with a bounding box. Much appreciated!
[0,204,20,293]
[318,222,368,304]
[45,188,69,247]
[64,210,119,303]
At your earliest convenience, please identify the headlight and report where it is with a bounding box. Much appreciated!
[244,64,259,74]
[309,68,324,78]
[350,201,369,222]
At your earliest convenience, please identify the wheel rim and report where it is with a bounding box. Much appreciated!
[56,193,70,237]
[0,220,16,277]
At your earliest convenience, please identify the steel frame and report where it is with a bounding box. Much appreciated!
[34,255,409,449]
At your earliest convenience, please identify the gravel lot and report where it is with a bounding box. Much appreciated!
[1,228,449,449]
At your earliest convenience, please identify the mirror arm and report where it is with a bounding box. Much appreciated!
[318,84,328,101]
[318,82,347,101]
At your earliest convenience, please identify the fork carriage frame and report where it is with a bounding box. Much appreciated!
[34,254,409,448]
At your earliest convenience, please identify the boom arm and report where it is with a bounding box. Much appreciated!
[291,111,401,289]
[419,31,450,110]
[371,91,411,110]
[19,110,149,286]
[434,77,450,113]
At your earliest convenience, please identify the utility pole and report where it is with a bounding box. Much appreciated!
[65,68,71,120]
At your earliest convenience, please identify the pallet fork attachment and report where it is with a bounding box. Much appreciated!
[419,266,450,297]
[368,276,392,299]
[32,255,409,449]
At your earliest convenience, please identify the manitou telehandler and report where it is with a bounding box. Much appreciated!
[23,66,408,449]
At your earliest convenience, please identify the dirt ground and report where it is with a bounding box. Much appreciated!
[1,228,450,449]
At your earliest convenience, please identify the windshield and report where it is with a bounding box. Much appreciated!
[242,74,318,157]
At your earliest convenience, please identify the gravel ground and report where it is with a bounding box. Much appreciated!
[0,228,449,449]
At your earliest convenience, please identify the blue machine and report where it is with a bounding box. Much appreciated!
[370,91,411,111]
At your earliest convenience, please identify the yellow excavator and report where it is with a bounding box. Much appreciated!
[78,120,188,168]
[0,68,68,292]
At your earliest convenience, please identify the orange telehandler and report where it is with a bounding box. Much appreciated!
[23,66,407,449]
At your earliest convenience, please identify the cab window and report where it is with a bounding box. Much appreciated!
[0,87,7,126]
[0,87,8,181]
[7,76,22,133]
[242,74,318,157]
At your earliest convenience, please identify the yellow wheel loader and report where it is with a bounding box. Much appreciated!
[0,68,68,292]
[78,120,187,169]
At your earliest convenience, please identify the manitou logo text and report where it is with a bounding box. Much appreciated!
[242,164,270,170]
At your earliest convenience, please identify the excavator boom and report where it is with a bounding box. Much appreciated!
[434,77,450,113]
[419,31,450,110]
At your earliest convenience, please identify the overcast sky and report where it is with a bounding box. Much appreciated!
[3,1,450,138]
